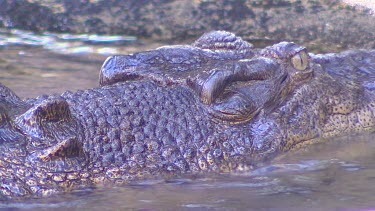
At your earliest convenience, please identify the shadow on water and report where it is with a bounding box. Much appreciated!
[0,30,374,210]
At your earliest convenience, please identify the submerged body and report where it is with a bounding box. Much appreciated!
[0,31,374,199]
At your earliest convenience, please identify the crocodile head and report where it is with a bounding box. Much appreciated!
[100,31,313,123]
[0,31,315,198]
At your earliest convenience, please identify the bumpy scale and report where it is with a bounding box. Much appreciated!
[0,31,374,199]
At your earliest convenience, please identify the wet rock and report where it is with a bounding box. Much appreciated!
[0,0,374,51]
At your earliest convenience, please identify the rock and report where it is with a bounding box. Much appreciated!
[0,0,374,51]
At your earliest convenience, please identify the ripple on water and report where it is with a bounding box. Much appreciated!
[0,29,137,55]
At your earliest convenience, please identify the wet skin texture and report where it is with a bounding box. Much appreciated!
[0,31,374,199]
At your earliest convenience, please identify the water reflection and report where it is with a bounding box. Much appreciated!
[0,29,136,54]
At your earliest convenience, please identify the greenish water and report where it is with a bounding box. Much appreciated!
[0,31,374,211]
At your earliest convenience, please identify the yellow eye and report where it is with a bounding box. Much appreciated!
[291,51,309,71]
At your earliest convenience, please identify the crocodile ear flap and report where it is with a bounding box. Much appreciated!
[38,137,84,161]
[15,96,73,139]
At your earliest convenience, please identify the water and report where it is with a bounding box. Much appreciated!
[0,31,374,210]
[0,29,164,98]
[0,29,136,54]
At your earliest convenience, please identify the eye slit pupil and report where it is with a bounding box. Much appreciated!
[291,51,308,71]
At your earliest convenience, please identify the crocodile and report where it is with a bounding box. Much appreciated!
[0,31,374,199]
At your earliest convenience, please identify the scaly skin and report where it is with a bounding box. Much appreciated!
[0,31,374,199]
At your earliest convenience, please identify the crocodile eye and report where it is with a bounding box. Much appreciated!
[291,50,309,71]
